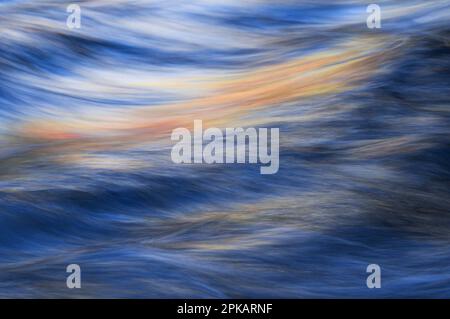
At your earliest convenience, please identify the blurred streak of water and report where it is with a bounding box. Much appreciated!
[0,0,449,298]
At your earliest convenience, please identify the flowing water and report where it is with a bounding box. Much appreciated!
[0,0,449,297]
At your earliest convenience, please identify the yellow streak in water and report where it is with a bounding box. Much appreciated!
[19,36,393,155]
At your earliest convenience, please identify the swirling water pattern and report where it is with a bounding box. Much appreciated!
[0,0,449,298]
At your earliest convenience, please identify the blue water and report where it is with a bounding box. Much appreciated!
[0,0,449,298]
